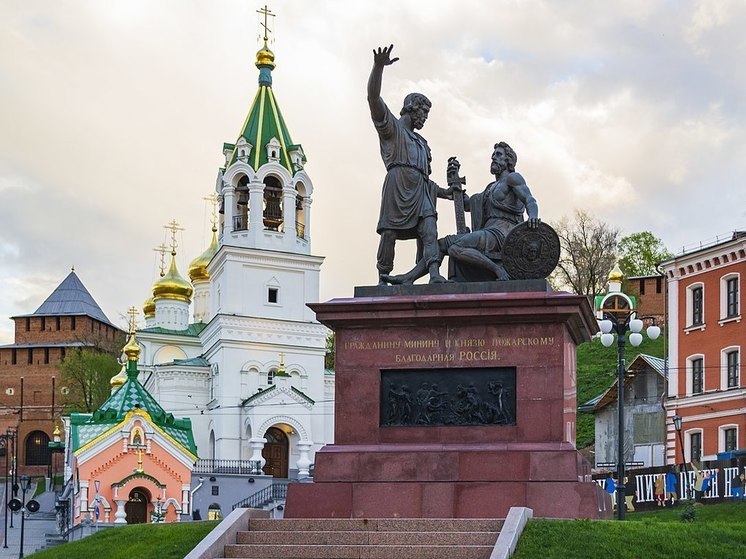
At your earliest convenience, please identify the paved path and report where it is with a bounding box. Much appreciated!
[0,484,59,558]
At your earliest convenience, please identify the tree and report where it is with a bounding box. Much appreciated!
[58,348,120,413]
[617,231,673,277]
[551,209,620,298]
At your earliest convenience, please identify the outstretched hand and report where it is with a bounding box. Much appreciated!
[373,44,399,67]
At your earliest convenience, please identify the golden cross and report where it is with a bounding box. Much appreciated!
[164,219,184,254]
[278,352,285,374]
[256,4,275,45]
[203,192,219,229]
[127,307,138,333]
[136,448,144,473]
[153,243,168,276]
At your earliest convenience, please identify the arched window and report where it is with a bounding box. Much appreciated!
[263,176,283,231]
[25,431,50,466]
[208,503,222,521]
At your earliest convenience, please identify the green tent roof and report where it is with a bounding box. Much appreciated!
[227,53,303,174]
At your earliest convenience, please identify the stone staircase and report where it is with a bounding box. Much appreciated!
[222,518,503,559]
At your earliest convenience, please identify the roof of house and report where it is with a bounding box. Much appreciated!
[578,353,667,413]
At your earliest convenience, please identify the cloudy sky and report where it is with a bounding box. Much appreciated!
[2,0,746,343]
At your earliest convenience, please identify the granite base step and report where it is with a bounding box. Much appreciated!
[223,518,502,559]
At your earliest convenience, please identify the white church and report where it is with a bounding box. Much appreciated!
[134,32,334,480]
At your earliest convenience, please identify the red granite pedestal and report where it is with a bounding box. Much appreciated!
[286,288,611,519]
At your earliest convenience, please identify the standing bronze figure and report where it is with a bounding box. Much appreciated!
[368,45,449,285]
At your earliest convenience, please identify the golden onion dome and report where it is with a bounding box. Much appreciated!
[256,45,276,69]
[153,254,193,303]
[608,263,624,283]
[143,295,156,319]
[123,333,141,361]
[110,363,128,388]
[188,228,218,283]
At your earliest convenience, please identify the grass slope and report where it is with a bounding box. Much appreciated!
[514,502,746,559]
[28,521,219,559]
[575,334,665,448]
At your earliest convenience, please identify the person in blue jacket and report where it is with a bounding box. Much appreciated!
[665,468,679,506]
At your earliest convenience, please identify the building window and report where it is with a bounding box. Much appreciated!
[727,277,739,317]
[690,432,702,463]
[727,350,739,388]
[639,279,646,295]
[27,349,33,364]
[41,317,46,331]
[692,358,704,394]
[268,287,278,304]
[11,349,16,365]
[25,431,51,466]
[55,316,61,330]
[71,316,76,330]
[691,286,704,325]
[267,369,276,385]
[44,348,49,365]
[25,317,30,332]
[724,428,737,452]
[656,276,662,294]
[211,486,219,496]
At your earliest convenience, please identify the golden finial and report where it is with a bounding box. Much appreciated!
[164,219,185,256]
[153,243,169,277]
[110,362,127,389]
[278,352,286,375]
[203,192,219,233]
[123,307,141,361]
[53,425,61,437]
[608,263,624,283]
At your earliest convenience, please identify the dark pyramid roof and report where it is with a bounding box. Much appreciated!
[20,271,116,327]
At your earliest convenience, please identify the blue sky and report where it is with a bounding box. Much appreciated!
[1,0,745,342]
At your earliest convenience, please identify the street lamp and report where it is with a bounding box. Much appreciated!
[599,310,660,520]
[672,415,691,499]
[1,430,16,549]
[18,475,30,559]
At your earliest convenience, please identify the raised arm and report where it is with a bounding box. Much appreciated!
[367,44,399,122]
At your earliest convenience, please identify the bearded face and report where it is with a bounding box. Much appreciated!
[491,148,509,175]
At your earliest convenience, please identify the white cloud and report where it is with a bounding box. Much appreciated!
[1,1,746,343]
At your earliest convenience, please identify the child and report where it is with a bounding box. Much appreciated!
[654,473,666,507]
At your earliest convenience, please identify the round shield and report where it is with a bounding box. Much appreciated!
[502,221,560,280]
[26,499,40,513]
[7,498,21,512]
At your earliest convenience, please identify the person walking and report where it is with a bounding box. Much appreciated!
[665,468,678,506]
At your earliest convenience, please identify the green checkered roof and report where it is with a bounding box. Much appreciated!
[70,360,197,456]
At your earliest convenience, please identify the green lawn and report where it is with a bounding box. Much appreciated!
[513,502,746,559]
[28,521,219,559]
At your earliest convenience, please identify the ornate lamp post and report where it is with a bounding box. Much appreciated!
[1,429,16,549]
[598,267,661,520]
[672,415,690,499]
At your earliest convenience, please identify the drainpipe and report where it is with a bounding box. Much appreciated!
[190,477,204,518]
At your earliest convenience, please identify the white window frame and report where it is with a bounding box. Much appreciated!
[685,428,703,463]
[720,346,740,390]
[719,424,739,453]
[686,282,705,329]
[719,273,740,322]
[686,354,706,395]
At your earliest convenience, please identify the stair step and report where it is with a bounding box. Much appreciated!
[224,543,494,559]
[237,530,497,546]
[247,518,503,533]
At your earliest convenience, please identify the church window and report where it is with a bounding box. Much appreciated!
[262,176,283,231]
[268,369,276,385]
[268,287,278,304]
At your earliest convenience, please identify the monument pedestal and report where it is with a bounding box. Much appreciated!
[286,286,611,519]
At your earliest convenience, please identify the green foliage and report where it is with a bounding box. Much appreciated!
[680,502,697,523]
[617,231,673,277]
[58,348,120,413]
[28,521,219,559]
[575,334,665,448]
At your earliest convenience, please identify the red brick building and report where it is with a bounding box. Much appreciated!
[660,232,746,464]
[0,271,122,475]
[624,274,666,324]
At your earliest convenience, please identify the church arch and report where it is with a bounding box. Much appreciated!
[153,345,187,365]
[257,416,308,442]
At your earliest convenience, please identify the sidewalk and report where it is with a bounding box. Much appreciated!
[0,484,59,558]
